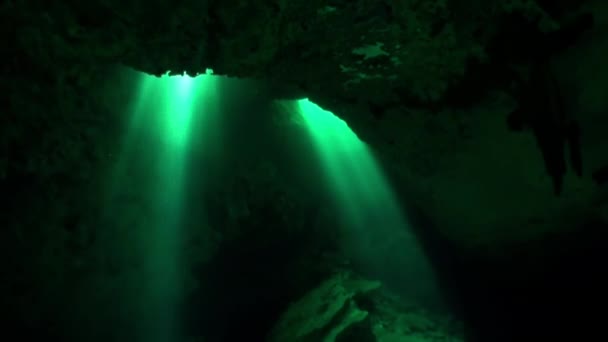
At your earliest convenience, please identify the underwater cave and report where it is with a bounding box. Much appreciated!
[2,1,608,341]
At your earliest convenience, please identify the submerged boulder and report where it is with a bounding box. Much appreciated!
[268,271,463,342]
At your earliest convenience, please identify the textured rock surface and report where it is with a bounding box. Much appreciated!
[269,272,462,342]
[268,272,380,342]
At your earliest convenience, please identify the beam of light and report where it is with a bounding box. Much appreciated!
[289,98,441,307]
[142,72,198,342]
[102,69,219,342]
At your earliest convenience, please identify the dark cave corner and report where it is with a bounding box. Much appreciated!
[405,202,608,341]
[182,232,326,341]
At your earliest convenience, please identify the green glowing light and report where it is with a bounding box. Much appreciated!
[102,69,220,342]
[296,98,372,218]
[296,98,400,223]
[296,98,439,306]
[162,74,196,149]
[297,98,364,151]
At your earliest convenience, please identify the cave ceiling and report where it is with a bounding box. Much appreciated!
[2,0,607,247]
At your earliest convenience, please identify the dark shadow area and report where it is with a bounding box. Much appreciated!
[183,226,327,342]
[404,202,608,341]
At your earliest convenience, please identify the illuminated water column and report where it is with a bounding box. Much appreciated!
[105,69,218,341]
[291,98,439,304]
[143,73,197,342]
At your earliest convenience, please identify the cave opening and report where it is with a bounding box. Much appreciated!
[82,69,446,342]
